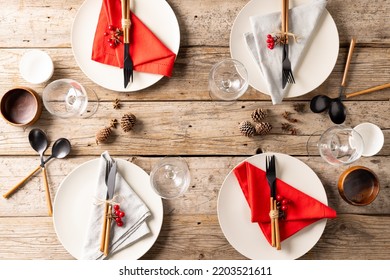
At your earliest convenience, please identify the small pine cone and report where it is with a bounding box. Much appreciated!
[255,122,272,135]
[113,98,121,109]
[293,103,306,114]
[251,108,268,123]
[282,111,298,123]
[121,113,137,132]
[239,121,255,137]
[109,118,118,129]
[96,127,112,144]
[281,122,292,132]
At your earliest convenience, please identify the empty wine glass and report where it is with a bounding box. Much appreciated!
[209,58,249,101]
[306,125,364,166]
[150,156,191,199]
[42,79,98,118]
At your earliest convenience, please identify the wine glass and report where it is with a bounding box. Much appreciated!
[209,58,249,101]
[42,79,99,118]
[306,125,364,166]
[150,157,191,199]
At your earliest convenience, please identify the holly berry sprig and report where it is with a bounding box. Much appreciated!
[275,194,291,219]
[112,204,126,227]
[266,34,285,50]
[104,25,123,49]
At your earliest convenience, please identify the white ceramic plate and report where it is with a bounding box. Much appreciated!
[53,158,163,259]
[230,0,339,97]
[217,153,328,260]
[71,0,180,92]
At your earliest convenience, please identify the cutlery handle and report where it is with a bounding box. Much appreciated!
[100,203,109,252]
[2,165,41,199]
[274,200,281,250]
[346,83,390,98]
[281,0,286,34]
[270,198,276,247]
[341,37,356,87]
[42,167,53,216]
[121,0,131,44]
[104,204,112,256]
[285,0,289,43]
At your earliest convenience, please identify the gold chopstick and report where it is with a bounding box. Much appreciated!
[99,202,109,252]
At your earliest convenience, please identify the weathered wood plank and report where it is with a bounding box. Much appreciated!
[0,214,388,260]
[1,156,389,216]
[0,101,389,156]
[0,0,389,48]
[0,47,389,101]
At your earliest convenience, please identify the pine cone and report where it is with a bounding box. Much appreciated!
[255,122,272,135]
[113,98,121,110]
[239,121,255,137]
[293,103,306,114]
[96,127,112,144]
[251,108,268,123]
[121,113,137,132]
[109,118,118,129]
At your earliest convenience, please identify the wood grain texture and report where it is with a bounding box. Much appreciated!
[0,47,389,101]
[0,0,389,48]
[0,214,388,260]
[0,101,389,156]
[1,156,389,216]
[0,0,389,260]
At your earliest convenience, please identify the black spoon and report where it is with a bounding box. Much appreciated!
[310,38,356,124]
[2,134,71,209]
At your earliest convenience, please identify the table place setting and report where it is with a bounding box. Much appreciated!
[217,153,336,259]
[243,155,336,247]
[72,0,180,92]
[230,0,339,100]
[52,153,164,260]
[245,0,329,104]
[81,152,151,260]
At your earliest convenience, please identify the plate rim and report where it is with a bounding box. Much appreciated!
[217,152,328,260]
[53,158,163,260]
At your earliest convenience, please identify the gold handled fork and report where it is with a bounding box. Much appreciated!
[122,0,133,88]
[282,0,295,88]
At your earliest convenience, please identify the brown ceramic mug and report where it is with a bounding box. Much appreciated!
[338,166,380,206]
[0,87,42,127]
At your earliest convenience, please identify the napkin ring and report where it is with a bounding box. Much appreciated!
[269,209,279,219]
[121,19,131,28]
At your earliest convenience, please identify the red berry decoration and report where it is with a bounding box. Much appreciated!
[114,204,120,211]
[104,25,123,49]
[117,220,124,227]
[115,217,122,223]
[281,205,288,211]
[281,199,289,205]
[276,195,283,201]
[118,211,125,218]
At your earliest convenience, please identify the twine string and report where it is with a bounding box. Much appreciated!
[269,209,279,219]
[94,194,123,207]
[272,30,302,43]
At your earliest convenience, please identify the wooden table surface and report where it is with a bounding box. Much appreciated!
[0,0,389,260]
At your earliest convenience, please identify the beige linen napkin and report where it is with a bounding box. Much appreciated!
[244,0,328,104]
[82,151,151,260]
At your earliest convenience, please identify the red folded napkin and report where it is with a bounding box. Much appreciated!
[233,161,336,245]
[92,0,176,77]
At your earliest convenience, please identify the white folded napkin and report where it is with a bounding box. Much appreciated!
[82,151,151,260]
[244,0,328,104]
